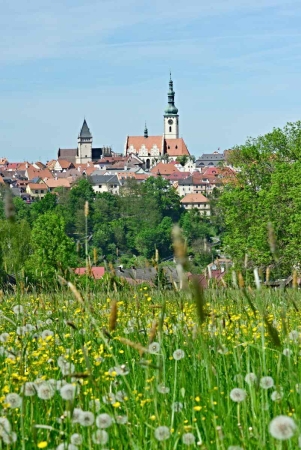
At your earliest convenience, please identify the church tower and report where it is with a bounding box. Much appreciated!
[164,74,179,139]
[76,119,93,164]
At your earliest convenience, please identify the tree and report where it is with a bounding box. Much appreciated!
[26,212,76,284]
[219,121,301,276]
[176,155,189,167]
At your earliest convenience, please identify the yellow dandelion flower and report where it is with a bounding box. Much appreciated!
[37,442,48,449]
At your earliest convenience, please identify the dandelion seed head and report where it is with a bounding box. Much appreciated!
[96,413,113,429]
[148,342,160,354]
[2,431,17,444]
[157,384,170,394]
[70,433,83,445]
[269,415,296,440]
[244,373,257,385]
[154,426,170,441]
[37,383,55,400]
[260,376,274,389]
[173,349,185,360]
[78,411,94,427]
[22,382,36,397]
[116,415,128,424]
[229,388,247,403]
[182,432,196,445]
[5,393,22,408]
[271,391,283,402]
[60,383,77,401]
[92,430,109,445]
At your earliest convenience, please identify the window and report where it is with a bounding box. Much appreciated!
[169,126,172,132]
[175,145,178,149]
[99,185,102,188]
[35,190,38,194]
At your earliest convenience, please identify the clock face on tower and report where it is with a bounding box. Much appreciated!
[168,119,173,125]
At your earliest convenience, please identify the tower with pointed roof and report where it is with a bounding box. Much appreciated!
[76,119,93,164]
[164,74,179,139]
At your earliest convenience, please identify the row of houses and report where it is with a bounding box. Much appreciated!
[0,151,236,214]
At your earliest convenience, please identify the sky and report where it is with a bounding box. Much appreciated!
[1,0,301,161]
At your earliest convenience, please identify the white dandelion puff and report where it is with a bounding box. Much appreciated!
[5,393,22,408]
[41,329,54,339]
[60,383,77,401]
[289,330,299,342]
[283,348,292,357]
[22,382,36,397]
[157,384,170,394]
[70,434,83,445]
[56,444,78,450]
[92,430,109,445]
[116,415,128,424]
[229,388,247,403]
[114,364,130,376]
[2,431,17,444]
[12,305,24,315]
[155,426,170,441]
[148,342,160,354]
[271,391,283,402]
[260,376,274,389]
[269,415,296,440]
[78,411,94,427]
[182,433,196,445]
[37,383,55,400]
[244,373,257,385]
[228,446,244,450]
[96,413,113,429]
[0,333,9,342]
[72,408,83,424]
[0,417,11,435]
[173,349,185,360]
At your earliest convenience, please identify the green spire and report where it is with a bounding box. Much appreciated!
[164,73,178,115]
[144,122,148,138]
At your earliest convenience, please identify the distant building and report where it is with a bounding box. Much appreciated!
[125,75,190,168]
[195,151,224,168]
[58,120,112,164]
[180,192,210,216]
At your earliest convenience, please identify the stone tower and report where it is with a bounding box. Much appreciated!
[76,119,92,164]
[164,74,179,139]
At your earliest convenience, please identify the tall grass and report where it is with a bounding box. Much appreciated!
[0,287,300,448]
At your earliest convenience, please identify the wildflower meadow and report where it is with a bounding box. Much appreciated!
[0,286,300,449]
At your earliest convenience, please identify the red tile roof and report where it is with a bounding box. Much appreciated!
[165,138,190,156]
[126,136,163,153]
[150,162,181,176]
[180,193,209,204]
[74,267,105,279]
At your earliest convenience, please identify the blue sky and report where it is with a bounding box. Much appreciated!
[1,0,301,161]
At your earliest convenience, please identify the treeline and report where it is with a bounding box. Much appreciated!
[219,120,301,278]
[0,176,216,286]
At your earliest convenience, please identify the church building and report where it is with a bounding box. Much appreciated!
[58,120,112,164]
[124,75,190,168]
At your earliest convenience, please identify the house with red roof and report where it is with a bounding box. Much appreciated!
[180,193,210,216]
[74,267,105,279]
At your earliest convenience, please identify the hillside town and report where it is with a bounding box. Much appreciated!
[0,76,236,217]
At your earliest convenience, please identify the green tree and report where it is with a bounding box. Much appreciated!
[219,121,301,276]
[26,212,76,284]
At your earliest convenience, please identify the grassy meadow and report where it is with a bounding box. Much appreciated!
[0,286,300,449]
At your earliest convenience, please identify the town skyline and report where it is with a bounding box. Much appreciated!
[2,0,301,161]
